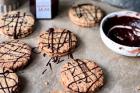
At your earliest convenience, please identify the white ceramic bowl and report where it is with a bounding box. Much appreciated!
[100,11,140,57]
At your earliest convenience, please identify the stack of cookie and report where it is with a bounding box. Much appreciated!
[0,10,35,93]
[0,40,32,93]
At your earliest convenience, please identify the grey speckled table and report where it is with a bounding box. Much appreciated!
[2,0,140,93]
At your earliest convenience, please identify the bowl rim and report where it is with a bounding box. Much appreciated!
[100,10,140,48]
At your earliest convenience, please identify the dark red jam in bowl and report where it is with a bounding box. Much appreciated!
[103,15,140,47]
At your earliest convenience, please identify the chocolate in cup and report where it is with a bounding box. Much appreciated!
[100,11,140,57]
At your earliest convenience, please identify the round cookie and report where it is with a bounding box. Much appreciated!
[69,4,104,27]
[39,28,78,57]
[0,40,31,70]
[0,11,35,39]
[60,59,104,93]
[0,67,19,93]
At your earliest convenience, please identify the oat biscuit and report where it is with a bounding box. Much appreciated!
[0,11,35,39]
[39,28,78,57]
[0,67,19,93]
[69,4,104,27]
[0,40,31,70]
[60,59,104,93]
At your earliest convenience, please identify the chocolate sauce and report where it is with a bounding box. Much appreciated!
[103,16,140,47]
[30,0,59,19]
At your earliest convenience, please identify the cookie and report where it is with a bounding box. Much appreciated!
[60,59,104,93]
[0,67,19,93]
[39,28,78,57]
[0,40,31,70]
[0,11,35,39]
[69,4,104,27]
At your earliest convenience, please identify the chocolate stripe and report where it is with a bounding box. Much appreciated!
[0,40,31,70]
[0,68,18,93]
[61,59,103,93]
[0,12,32,39]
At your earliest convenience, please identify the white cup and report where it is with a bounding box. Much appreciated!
[100,11,140,57]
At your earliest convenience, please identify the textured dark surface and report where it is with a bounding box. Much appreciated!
[101,0,140,12]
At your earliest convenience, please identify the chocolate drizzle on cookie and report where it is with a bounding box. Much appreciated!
[74,4,101,22]
[0,40,31,70]
[45,28,76,55]
[39,28,77,56]
[0,68,18,93]
[61,59,103,93]
[0,12,31,39]
[39,28,77,74]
